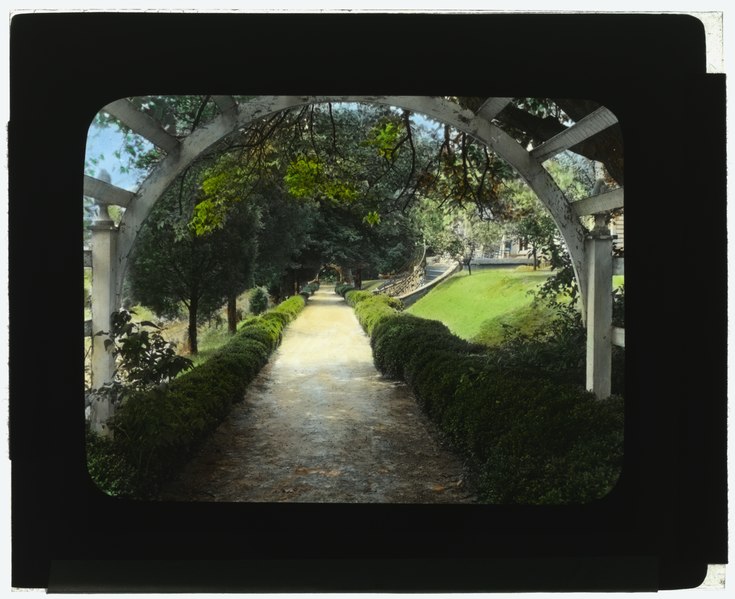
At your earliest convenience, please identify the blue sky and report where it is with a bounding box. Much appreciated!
[85,122,152,191]
[84,99,445,194]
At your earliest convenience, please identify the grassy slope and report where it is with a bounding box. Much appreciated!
[406,268,554,345]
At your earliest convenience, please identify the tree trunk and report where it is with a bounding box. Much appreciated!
[188,296,199,355]
[532,247,538,271]
[227,295,237,334]
[354,268,362,290]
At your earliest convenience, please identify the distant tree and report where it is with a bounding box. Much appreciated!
[127,168,259,353]
[501,158,595,299]
[187,103,426,290]
[249,287,269,315]
[417,199,505,271]
[252,187,319,297]
[303,200,420,287]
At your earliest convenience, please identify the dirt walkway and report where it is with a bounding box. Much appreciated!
[158,287,476,503]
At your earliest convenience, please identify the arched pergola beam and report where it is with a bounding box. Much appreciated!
[83,174,135,208]
[475,97,513,121]
[115,95,591,312]
[529,106,618,163]
[115,96,309,298]
[363,96,588,308]
[103,99,181,154]
[212,95,239,116]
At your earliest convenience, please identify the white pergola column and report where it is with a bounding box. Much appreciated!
[89,209,119,435]
[585,215,613,399]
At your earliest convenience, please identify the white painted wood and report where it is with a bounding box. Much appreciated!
[90,222,118,386]
[530,106,619,163]
[89,221,119,435]
[212,95,238,115]
[115,95,590,319]
[103,99,180,154]
[573,187,624,217]
[612,327,625,348]
[476,97,513,121]
[613,257,624,276]
[103,95,609,398]
[586,235,614,398]
[83,175,135,207]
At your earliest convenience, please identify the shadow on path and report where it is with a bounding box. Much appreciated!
[158,287,476,503]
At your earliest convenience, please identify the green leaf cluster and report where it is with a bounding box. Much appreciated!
[284,155,359,204]
[93,309,193,407]
[364,120,402,160]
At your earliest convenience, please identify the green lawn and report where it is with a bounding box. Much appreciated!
[406,268,555,344]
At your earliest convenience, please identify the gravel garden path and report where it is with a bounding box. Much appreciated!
[158,286,476,503]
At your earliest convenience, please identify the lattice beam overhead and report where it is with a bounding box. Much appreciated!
[529,106,619,163]
[83,174,135,208]
[573,187,624,217]
[113,95,591,317]
[475,97,513,121]
[102,99,181,154]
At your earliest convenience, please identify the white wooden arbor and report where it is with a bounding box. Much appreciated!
[84,96,624,432]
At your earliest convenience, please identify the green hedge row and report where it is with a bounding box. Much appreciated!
[344,289,404,337]
[299,281,320,300]
[341,291,624,504]
[89,294,307,498]
[334,282,355,297]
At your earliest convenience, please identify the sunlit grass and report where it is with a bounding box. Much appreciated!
[190,324,233,367]
[471,301,560,346]
[406,268,553,343]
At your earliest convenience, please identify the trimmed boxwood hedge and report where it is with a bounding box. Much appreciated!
[341,291,624,505]
[344,290,404,337]
[300,281,320,297]
[334,282,355,297]
[89,294,307,498]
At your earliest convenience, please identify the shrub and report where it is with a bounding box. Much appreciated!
[90,294,307,499]
[344,289,373,307]
[342,293,624,505]
[351,294,404,336]
[485,299,624,396]
[91,309,193,407]
[335,282,355,297]
[249,287,269,315]
[301,281,320,296]
[86,425,139,498]
[478,392,624,504]
[271,294,307,320]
